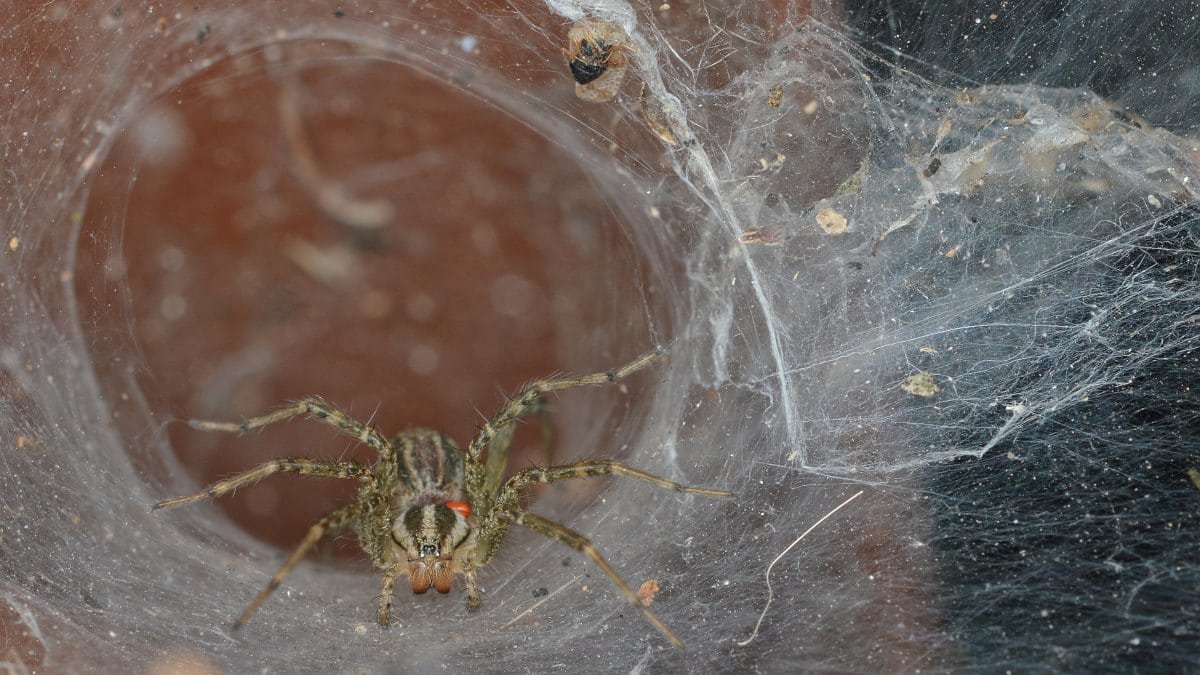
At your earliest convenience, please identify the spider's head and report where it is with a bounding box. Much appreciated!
[392,503,472,594]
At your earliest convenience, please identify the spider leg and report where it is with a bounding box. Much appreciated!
[190,397,394,463]
[152,458,372,510]
[464,565,482,610]
[234,503,358,629]
[537,402,556,466]
[378,562,404,626]
[481,413,518,504]
[505,459,731,499]
[508,511,685,650]
[468,347,666,468]
[481,394,554,501]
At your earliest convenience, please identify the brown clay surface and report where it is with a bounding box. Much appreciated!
[80,50,625,551]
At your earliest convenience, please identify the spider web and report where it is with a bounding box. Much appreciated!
[1,0,1198,672]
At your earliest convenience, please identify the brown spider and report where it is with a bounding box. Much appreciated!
[564,18,630,103]
[153,348,729,649]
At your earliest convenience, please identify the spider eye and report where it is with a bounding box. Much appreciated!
[420,543,439,556]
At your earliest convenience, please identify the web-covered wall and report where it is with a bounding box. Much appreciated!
[1,1,1196,672]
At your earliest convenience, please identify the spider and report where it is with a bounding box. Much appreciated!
[564,18,630,103]
[153,348,730,649]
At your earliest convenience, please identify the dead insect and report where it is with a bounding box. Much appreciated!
[564,18,630,103]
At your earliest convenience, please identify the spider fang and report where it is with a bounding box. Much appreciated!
[410,560,453,594]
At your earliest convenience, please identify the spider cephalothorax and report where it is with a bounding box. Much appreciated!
[381,429,475,596]
[153,349,730,649]
[392,502,471,594]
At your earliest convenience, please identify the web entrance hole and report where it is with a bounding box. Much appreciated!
[75,43,668,552]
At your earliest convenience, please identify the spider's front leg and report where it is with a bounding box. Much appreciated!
[468,347,667,499]
[463,564,482,610]
[190,397,395,463]
[378,562,403,627]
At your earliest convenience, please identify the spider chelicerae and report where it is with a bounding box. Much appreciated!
[153,348,730,649]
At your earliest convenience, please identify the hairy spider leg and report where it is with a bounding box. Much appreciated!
[378,561,403,626]
[468,347,667,497]
[506,460,732,499]
[234,503,359,629]
[152,458,372,511]
[479,458,729,650]
[190,397,395,464]
[480,394,555,507]
[510,512,685,650]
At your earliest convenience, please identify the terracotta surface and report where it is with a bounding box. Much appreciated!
[80,49,631,551]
